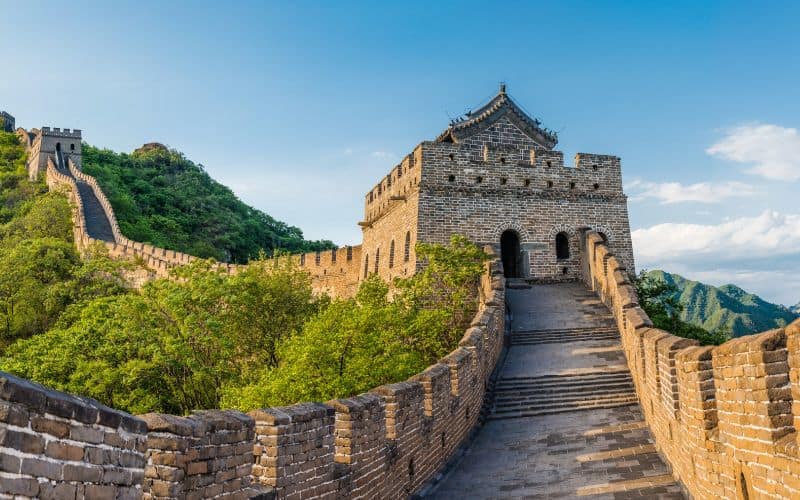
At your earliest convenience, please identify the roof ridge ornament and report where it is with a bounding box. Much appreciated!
[435,86,558,149]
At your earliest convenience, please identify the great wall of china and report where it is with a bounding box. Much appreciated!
[3,88,800,498]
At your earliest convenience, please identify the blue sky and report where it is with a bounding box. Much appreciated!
[3,1,800,304]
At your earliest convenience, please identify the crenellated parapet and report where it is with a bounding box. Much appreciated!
[582,229,800,499]
[0,250,506,499]
[0,111,14,132]
[21,126,83,180]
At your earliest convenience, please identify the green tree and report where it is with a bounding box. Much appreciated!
[1,256,321,414]
[222,236,489,410]
[632,269,729,345]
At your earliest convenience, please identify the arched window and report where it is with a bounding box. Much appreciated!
[374,248,380,273]
[556,232,570,260]
[70,143,75,151]
[364,254,369,278]
[389,240,395,268]
[404,232,411,262]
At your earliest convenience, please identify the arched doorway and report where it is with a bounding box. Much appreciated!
[500,230,520,278]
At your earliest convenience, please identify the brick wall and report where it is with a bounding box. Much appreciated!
[582,229,800,500]
[0,372,275,499]
[361,149,422,284]
[0,372,148,499]
[139,411,270,499]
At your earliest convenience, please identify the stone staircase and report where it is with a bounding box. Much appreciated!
[491,369,638,419]
[55,151,116,243]
[509,325,619,345]
[430,283,684,499]
[75,180,115,241]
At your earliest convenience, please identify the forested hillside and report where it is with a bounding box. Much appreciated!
[82,142,334,263]
[0,130,132,349]
[645,270,798,337]
[0,130,488,414]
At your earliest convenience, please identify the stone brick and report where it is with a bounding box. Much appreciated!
[31,415,70,438]
[0,476,39,496]
[63,463,104,483]
[20,456,63,480]
[1,427,45,454]
[46,441,86,461]
[38,482,78,500]
[84,484,117,500]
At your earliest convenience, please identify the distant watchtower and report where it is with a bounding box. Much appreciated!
[0,111,14,132]
[359,84,635,284]
[19,126,83,180]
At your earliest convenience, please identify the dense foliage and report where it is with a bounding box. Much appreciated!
[223,236,489,409]
[82,143,334,263]
[1,235,488,414]
[0,131,131,348]
[633,270,729,345]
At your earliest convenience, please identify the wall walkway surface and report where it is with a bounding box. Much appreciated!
[0,251,505,499]
[583,230,800,499]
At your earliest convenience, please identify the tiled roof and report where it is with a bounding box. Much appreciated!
[436,84,558,149]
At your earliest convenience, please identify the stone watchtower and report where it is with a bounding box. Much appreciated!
[359,85,635,283]
[17,126,83,180]
[0,111,14,132]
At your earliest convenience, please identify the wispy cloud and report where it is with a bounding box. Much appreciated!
[627,180,756,204]
[707,123,800,181]
[632,210,800,261]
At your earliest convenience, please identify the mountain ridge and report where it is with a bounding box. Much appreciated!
[645,270,798,337]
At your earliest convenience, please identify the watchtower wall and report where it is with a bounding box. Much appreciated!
[419,140,633,281]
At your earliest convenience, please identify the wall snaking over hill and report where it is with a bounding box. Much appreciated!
[582,230,800,500]
[45,157,363,296]
[0,250,505,499]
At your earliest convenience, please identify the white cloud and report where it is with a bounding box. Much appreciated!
[632,211,800,305]
[627,180,756,204]
[632,210,800,261]
[707,123,800,180]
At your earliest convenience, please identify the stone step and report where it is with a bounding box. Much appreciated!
[494,382,635,399]
[510,334,620,345]
[497,370,632,386]
[495,378,633,393]
[76,180,116,242]
[511,326,618,335]
[494,388,636,406]
[494,392,638,409]
[490,395,640,419]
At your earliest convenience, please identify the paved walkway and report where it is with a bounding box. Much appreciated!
[428,283,684,499]
[56,151,116,242]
